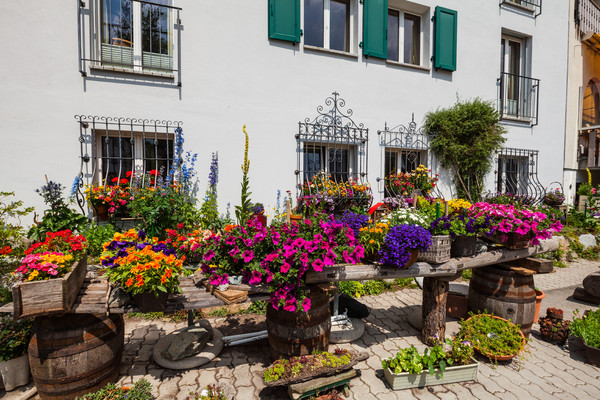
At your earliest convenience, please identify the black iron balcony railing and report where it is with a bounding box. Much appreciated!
[499,0,542,17]
[498,72,540,126]
[78,0,182,85]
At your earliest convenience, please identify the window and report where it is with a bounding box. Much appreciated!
[101,0,173,71]
[495,148,544,199]
[76,117,178,185]
[499,34,539,125]
[303,145,352,183]
[304,0,357,53]
[582,81,600,128]
[499,0,542,17]
[387,10,421,64]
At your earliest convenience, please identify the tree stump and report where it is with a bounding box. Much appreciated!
[422,277,449,345]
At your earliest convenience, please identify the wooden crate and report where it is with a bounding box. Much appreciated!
[12,254,88,319]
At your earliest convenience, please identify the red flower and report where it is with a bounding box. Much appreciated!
[149,170,159,176]
[126,171,134,178]
[0,246,12,255]
[119,178,129,185]
[111,177,119,183]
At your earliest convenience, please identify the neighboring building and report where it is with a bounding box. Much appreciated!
[565,0,600,204]
[0,0,569,223]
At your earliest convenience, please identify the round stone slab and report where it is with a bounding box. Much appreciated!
[329,318,365,344]
[153,327,223,370]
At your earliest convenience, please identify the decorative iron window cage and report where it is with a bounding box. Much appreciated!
[494,147,544,203]
[295,92,370,210]
[77,0,182,85]
[377,115,434,199]
[498,72,540,126]
[499,0,542,17]
[74,115,182,211]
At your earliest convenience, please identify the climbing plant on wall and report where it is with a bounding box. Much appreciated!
[424,98,507,202]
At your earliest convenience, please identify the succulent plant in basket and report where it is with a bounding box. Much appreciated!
[456,313,526,362]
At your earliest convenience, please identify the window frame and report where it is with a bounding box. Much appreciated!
[303,0,358,55]
[386,0,430,69]
[387,8,423,65]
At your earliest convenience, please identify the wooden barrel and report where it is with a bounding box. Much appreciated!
[266,290,331,360]
[468,266,536,337]
[28,313,124,400]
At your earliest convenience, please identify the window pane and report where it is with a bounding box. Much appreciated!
[101,136,134,182]
[144,138,173,176]
[403,13,420,65]
[304,0,324,47]
[142,0,170,55]
[102,0,133,46]
[582,82,599,127]
[387,10,399,62]
[328,148,348,182]
[304,147,323,183]
[330,0,349,52]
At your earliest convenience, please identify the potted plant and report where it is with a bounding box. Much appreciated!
[421,217,451,264]
[569,309,600,367]
[84,178,131,221]
[533,288,545,323]
[469,202,563,249]
[76,378,153,399]
[250,202,267,227]
[358,221,389,263]
[543,188,565,207]
[379,224,432,269]
[0,316,32,391]
[381,338,478,390]
[538,308,570,345]
[101,229,188,313]
[456,313,526,362]
[12,230,87,318]
[185,384,231,400]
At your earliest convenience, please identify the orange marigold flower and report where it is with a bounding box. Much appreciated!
[164,268,172,278]
[125,278,134,287]
[160,275,168,284]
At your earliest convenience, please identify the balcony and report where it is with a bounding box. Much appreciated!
[78,0,182,85]
[499,0,542,17]
[577,0,600,35]
[498,72,540,126]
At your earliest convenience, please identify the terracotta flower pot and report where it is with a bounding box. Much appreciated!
[94,204,110,221]
[533,289,545,323]
[466,315,526,361]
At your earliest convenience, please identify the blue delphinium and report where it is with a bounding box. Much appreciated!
[379,225,432,268]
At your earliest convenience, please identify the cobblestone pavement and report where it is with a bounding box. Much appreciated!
[116,261,600,400]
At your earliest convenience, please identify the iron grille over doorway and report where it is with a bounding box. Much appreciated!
[295,92,369,208]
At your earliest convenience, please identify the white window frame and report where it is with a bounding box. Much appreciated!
[387,0,430,68]
[500,33,533,121]
[303,0,358,55]
[93,0,178,74]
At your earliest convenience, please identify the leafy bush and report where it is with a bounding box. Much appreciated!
[83,222,116,258]
[0,316,32,362]
[76,378,153,399]
[28,181,88,241]
[425,98,507,202]
[0,191,33,274]
[571,309,600,348]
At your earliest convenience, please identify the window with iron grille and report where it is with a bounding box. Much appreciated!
[378,116,429,197]
[499,0,542,17]
[78,0,182,84]
[76,116,181,185]
[494,147,544,201]
[296,92,369,206]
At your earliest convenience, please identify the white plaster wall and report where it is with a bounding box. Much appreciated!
[0,0,570,226]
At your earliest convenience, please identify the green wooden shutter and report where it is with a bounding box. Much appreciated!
[268,0,301,44]
[434,6,457,71]
[362,0,388,59]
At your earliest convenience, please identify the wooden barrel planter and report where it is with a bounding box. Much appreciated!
[266,289,331,360]
[468,266,536,338]
[28,313,125,400]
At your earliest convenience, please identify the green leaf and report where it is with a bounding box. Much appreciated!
[157,285,167,293]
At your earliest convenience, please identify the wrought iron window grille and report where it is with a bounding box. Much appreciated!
[499,0,542,17]
[77,0,182,86]
[296,92,370,209]
[494,147,544,203]
[498,72,540,126]
[377,114,433,198]
[74,115,182,211]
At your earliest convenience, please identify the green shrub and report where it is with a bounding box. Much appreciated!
[0,316,32,362]
[83,223,116,258]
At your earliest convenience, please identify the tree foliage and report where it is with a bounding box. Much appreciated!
[424,98,507,202]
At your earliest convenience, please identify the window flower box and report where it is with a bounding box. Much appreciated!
[383,357,478,390]
[12,254,87,319]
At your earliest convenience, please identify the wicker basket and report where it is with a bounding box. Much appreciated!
[418,235,451,264]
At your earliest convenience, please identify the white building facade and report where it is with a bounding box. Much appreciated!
[0,0,569,222]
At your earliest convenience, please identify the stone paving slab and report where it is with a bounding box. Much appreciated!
[115,261,600,400]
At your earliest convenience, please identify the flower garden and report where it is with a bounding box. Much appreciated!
[1,125,599,400]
